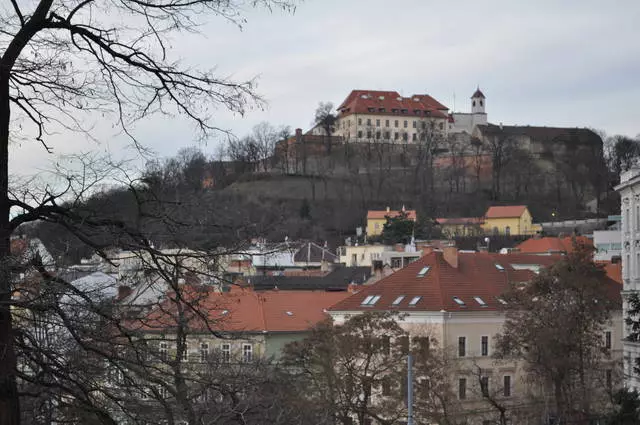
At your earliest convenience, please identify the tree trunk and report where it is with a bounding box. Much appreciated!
[0,73,19,425]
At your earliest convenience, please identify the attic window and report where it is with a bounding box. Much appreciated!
[378,108,386,112]
[368,107,375,112]
[361,94,369,99]
[453,297,466,306]
[495,263,505,271]
[286,311,294,316]
[361,295,381,306]
[417,266,431,277]
[221,310,229,315]
[408,296,422,306]
[378,96,385,100]
[473,296,487,307]
[496,297,508,305]
[414,110,421,115]
[401,109,408,114]
[392,295,405,305]
[392,108,399,113]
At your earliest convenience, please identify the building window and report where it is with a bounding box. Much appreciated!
[221,343,231,363]
[385,119,389,127]
[403,120,408,128]
[458,336,466,357]
[480,376,489,396]
[200,343,209,362]
[384,131,390,139]
[159,341,168,361]
[606,369,612,390]
[358,118,362,126]
[458,378,467,399]
[242,344,253,363]
[391,258,402,269]
[357,130,363,138]
[481,336,489,356]
[366,131,372,139]
[394,132,399,140]
[505,226,511,236]
[439,122,444,130]
[503,375,511,397]
[403,133,408,142]
[625,209,630,232]
[394,120,399,128]
[376,119,380,127]
[181,344,189,362]
[366,118,371,126]
[412,133,417,141]
[412,121,417,128]
[605,331,612,350]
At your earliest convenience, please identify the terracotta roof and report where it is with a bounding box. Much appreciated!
[597,260,622,284]
[472,88,486,99]
[436,217,484,225]
[126,286,349,334]
[367,210,417,220]
[329,251,621,313]
[337,90,449,119]
[517,236,592,254]
[485,205,528,218]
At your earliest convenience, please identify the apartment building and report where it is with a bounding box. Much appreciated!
[615,167,640,390]
[328,247,623,424]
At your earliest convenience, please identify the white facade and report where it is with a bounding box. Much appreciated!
[615,167,640,390]
[335,113,448,143]
[449,90,488,134]
[594,229,622,262]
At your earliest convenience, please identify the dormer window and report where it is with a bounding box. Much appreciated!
[453,296,466,306]
[401,109,408,114]
[473,296,487,307]
[495,263,505,271]
[408,296,422,306]
[417,266,430,277]
[379,108,386,112]
[414,110,421,115]
[392,295,405,305]
[368,107,375,113]
[391,108,399,113]
[361,295,381,306]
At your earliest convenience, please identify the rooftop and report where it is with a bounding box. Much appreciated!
[485,205,528,219]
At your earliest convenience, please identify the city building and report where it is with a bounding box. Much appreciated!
[593,215,622,262]
[333,90,450,142]
[615,168,640,390]
[366,207,417,237]
[328,247,622,423]
[436,217,485,238]
[483,205,538,236]
[449,88,489,134]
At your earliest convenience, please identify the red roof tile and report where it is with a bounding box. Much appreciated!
[368,210,417,220]
[597,260,622,284]
[485,205,528,218]
[127,286,349,334]
[517,236,592,254]
[337,90,449,120]
[329,251,620,313]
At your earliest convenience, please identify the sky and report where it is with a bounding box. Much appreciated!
[8,0,640,175]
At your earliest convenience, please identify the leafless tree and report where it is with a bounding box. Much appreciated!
[314,102,337,155]
[0,1,294,423]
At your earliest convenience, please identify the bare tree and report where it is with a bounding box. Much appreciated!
[314,102,337,155]
[0,1,293,423]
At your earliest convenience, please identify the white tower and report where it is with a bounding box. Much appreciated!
[471,87,486,114]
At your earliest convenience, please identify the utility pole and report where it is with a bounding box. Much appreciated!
[407,354,414,425]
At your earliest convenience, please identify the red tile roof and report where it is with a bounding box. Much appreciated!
[485,205,528,218]
[367,210,417,220]
[328,251,621,313]
[126,286,350,334]
[597,260,622,284]
[516,236,592,254]
[337,90,449,120]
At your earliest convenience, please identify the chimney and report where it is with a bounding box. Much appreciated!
[443,246,458,268]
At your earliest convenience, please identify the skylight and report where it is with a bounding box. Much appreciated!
[417,266,430,277]
[221,310,229,315]
[392,295,405,305]
[361,295,381,306]
[453,296,466,306]
[408,296,422,306]
[286,311,294,316]
[496,297,508,305]
[495,263,505,271]
[473,296,487,307]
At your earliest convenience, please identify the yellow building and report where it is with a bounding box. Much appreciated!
[482,205,538,236]
[367,207,417,237]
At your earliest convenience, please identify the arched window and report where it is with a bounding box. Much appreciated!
[472,100,476,107]
[480,100,484,106]
[505,226,511,236]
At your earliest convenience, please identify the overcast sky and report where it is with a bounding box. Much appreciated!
[9,0,640,174]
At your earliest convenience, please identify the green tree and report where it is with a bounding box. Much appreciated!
[381,211,414,244]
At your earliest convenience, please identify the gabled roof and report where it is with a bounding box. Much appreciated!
[328,251,621,313]
[127,286,350,333]
[485,205,528,219]
[293,242,338,264]
[337,90,449,119]
[471,88,485,99]
[368,210,417,220]
[517,236,592,254]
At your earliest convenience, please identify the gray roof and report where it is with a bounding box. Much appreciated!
[247,266,371,291]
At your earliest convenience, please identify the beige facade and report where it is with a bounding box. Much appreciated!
[334,113,448,143]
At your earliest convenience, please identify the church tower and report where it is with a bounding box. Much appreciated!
[471,87,486,114]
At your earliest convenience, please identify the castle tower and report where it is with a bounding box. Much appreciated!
[471,87,486,114]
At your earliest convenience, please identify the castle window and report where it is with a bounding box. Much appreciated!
[412,133,417,141]
[473,100,476,107]
[366,118,371,126]
[357,131,363,138]
[385,119,389,127]
[439,122,444,130]
[480,100,483,106]
[412,121,417,128]
[394,132,399,140]
[358,118,362,125]
[376,119,380,127]
[403,120,408,128]
[394,120,399,128]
